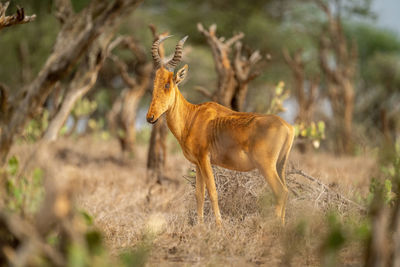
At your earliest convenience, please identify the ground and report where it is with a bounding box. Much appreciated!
[11,136,376,266]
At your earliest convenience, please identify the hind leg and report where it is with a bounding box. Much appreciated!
[256,160,288,224]
[276,130,294,220]
[275,158,289,221]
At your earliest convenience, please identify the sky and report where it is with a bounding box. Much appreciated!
[373,0,400,34]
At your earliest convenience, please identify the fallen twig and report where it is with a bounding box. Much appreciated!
[287,167,367,213]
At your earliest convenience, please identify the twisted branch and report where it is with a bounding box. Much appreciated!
[0,2,36,30]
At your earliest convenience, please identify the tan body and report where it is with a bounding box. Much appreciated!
[147,36,294,225]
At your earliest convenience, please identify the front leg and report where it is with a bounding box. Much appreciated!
[195,165,205,224]
[198,156,222,226]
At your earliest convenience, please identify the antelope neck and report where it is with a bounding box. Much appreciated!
[166,86,197,142]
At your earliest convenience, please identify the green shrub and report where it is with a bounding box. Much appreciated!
[4,155,44,214]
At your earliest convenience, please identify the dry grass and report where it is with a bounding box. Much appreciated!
[10,136,376,266]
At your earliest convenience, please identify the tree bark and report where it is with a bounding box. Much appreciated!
[17,41,32,84]
[316,1,357,154]
[108,36,152,154]
[147,116,168,183]
[0,2,36,31]
[365,192,400,267]
[283,48,319,153]
[0,0,143,165]
[43,31,115,142]
[197,23,262,112]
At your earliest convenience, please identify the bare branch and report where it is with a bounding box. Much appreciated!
[313,0,331,18]
[282,47,294,65]
[245,71,261,83]
[109,54,137,88]
[249,50,262,65]
[108,35,125,53]
[54,0,74,24]
[319,35,341,84]
[288,167,367,212]
[225,32,244,47]
[0,212,64,266]
[194,86,213,99]
[0,82,9,114]
[308,75,320,106]
[0,2,36,30]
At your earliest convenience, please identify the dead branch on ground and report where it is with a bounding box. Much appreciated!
[287,167,366,212]
[183,165,366,220]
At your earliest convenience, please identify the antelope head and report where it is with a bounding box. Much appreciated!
[146,35,188,124]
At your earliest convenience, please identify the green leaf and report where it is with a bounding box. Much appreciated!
[80,210,94,226]
[33,168,43,186]
[68,243,88,267]
[60,125,68,136]
[85,230,103,254]
[8,156,19,176]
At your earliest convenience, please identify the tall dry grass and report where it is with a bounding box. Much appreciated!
[9,136,376,266]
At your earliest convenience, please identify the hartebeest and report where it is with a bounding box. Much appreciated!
[147,36,295,226]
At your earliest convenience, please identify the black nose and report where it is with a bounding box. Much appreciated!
[147,115,154,123]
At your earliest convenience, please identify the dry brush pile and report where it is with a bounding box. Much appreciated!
[183,164,366,225]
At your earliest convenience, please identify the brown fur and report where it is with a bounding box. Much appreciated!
[147,66,295,225]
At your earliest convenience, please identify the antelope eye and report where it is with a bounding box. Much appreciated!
[165,83,170,89]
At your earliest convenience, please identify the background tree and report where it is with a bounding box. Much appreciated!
[282,48,319,126]
[314,0,359,154]
[197,23,263,112]
[107,35,152,154]
[0,0,143,164]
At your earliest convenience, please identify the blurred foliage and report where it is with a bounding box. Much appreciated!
[21,110,49,142]
[266,81,290,114]
[72,98,98,118]
[294,121,326,149]
[3,156,44,215]
[0,154,153,266]
[367,177,395,205]
[267,82,326,149]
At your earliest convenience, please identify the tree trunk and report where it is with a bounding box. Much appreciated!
[283,48,319,153]
[109,82,149,154]
[231,83,248,112]
[316,2,357,154]
[342,80,355,153]
[107,36,152,154]
[365,192,400,267]
[147,116,168,183]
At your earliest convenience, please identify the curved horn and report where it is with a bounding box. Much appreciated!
[165,35,188,71]
[151,35,172,69]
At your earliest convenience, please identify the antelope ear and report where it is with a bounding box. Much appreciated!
[174,64,188,85]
